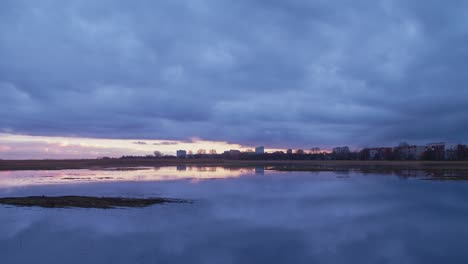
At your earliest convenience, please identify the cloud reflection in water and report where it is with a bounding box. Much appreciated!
[1,168,468,263]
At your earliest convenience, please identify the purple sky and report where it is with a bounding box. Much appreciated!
[1,0,468,158]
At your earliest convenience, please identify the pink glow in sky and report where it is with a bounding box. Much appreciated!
[0,133,286,159]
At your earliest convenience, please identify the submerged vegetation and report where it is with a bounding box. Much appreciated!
[0,196,190,209]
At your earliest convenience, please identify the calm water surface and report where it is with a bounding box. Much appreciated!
[1,167,468,263]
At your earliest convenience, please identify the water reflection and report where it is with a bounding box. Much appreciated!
[1,168,468,263]
[0,167,255,188]
[1,166,467,190]
[255,167,265,175]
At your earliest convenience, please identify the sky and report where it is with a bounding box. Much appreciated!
[1,0,468,159]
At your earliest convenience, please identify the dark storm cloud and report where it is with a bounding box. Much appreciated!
[1,0,468,148]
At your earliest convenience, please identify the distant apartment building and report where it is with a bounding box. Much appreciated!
[176,150,187,158]
[358,142,467,161]
[425,142,446,160]
[395,145,425,160]
[426,142,445,149]
[367,147,393,160]
[445,143,462,160]
[286,149,293,155]
[255,146,265,154]
[423,142,467,160]
[332,146,350,154]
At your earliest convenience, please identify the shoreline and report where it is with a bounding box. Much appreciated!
[2,159,468,171]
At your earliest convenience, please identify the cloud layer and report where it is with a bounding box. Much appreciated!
[1,0,468,148]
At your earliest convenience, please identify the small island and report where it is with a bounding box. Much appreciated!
[0,196,190,209]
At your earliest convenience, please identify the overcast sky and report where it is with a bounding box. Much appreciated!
[1,0,468,158]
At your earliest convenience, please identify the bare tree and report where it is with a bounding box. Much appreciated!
[296,149,305,154]
[197,149,207,155]
[310,147,321,154]
[153,151,162,157]
[209,149,217,155]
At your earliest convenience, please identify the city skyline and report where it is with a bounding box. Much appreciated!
[1,132,465,159]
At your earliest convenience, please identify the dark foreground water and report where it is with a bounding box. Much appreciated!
[1,167,468,264]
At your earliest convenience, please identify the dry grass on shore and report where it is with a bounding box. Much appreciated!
[1,158,468,171]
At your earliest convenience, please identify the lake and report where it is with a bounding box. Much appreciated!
[1,166,468,263]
